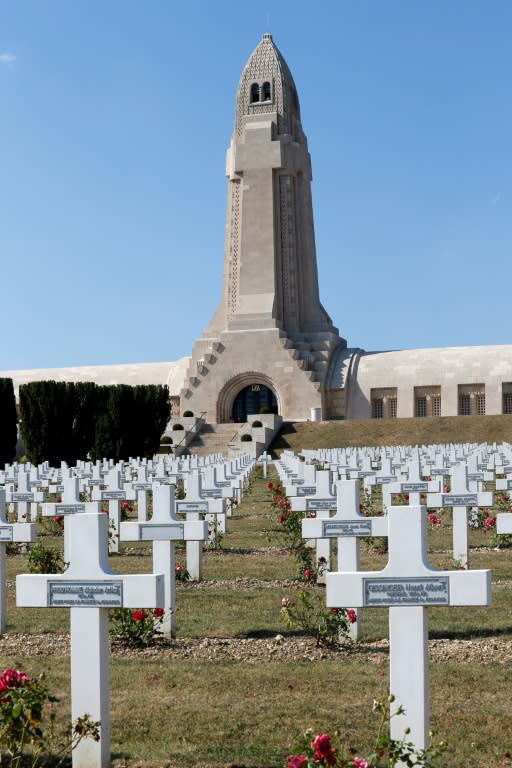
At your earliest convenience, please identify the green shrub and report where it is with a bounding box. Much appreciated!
[160,435,173,444]
[182,410,194,417]
[26,543,66,574]
[240,433,253,442]
[251,420,263,428]
[172,423,184,431]
[259,406,271,414]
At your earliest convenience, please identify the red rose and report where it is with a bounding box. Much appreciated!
[304,568,312,581]
[347,609,357,623]
[132,610,148,623]
[312,733,336,765]
[266,482,273,490]
[153,608,164,618]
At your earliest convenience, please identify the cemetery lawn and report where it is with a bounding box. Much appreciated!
[271,414,512,454]
[2,469,512,767]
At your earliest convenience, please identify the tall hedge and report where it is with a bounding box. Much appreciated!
[90,384,170,461]
[19,380,171,464]
[19,381,76,465]
[0,378,17,465]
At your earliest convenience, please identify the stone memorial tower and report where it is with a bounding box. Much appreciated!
[182,33,346,422]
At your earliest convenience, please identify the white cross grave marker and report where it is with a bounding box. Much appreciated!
[292,471,335,576]
[327,505,491,757]
[302,480,387,640]
[9,469,45,522]
[179,472,224,580]
[17,512,164,768]
[497,512,512,535]
[121,484,207,637]
[132,467,152,521]
[42,477,98,561]
[427,463,492,567]
[92,470,135,553]
[0,489,36,633]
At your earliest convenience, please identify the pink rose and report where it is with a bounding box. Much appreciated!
[287,756,308,768]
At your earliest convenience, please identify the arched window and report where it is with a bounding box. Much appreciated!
[262,81,271,101]
[250,83,260,103]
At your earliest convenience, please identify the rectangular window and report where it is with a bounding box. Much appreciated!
[431,395,442,417]
[503,384,512,414]
[370,388,398,419]
[414,386,441,417]
[476,394,485,416]
[459,394,471,416]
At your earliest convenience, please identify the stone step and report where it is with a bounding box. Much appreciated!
[186,422,239,457]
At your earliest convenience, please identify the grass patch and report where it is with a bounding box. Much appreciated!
[2,465,512,766]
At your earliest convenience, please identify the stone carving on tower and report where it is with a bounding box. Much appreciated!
[182,34,347,422]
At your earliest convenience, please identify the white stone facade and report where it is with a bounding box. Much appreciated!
[341,345,512,420]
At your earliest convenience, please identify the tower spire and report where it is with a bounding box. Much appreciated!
[185,36,345,423]
[207,33,337,338]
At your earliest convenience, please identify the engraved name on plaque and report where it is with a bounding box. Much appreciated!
[322,519,372,537]
[48,580,123,607]
[363,577,449,606]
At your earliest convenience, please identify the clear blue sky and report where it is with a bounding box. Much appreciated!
[1,1,511,369]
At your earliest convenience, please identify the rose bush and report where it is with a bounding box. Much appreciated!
[0,666,99,767]
[285,696,445,767]
[109,607,167,647]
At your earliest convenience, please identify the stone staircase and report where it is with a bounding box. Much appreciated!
[278,330,342,392]
[186,422,240,457]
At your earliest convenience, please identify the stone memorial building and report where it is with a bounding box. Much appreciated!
[3,34,512,423]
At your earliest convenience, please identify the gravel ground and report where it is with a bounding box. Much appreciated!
[3,578,511,665]
[3,630,512,665]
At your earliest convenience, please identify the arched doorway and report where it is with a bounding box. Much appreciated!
[216,373,280,423]
[232,383,278,423]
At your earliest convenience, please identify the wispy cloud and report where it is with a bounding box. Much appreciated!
[0,52,15,65]
[490,192,501,206]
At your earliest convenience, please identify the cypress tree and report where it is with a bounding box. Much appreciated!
[0,378,18,465]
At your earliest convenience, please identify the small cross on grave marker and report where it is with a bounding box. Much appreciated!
[259,452,271,479]
[42,477,98,561]
[121,484,207,637]
[131,467,152,521]
[92,470,135,553]
[292,471,336,576]
[8,469,45,522]
[17,512,164,768]
[427,463,492,567]
[178,472,224,580]
[0,489,36,633]
[383,459,439,508]
[327,505,491,758]
[302,480,387,640]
